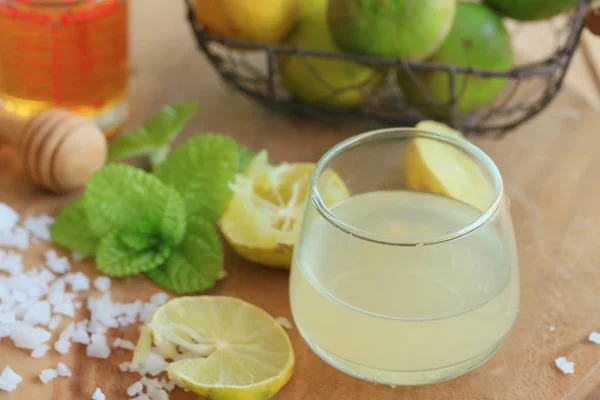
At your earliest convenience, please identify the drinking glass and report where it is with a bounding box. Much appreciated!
[290,128,519,385]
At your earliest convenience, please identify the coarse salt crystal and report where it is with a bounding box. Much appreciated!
[148,387,169,400]
[58,322,75,342]
[31,344,50,358]
[140,302,159,323]
[48,315,62,331]
[10,324,51,350]
[87,321,109,334]
[0,324,12,339]
[150,292,169,306]
[127,381,144,396]
[142,352,169,376]
[275,317,293,330]
[172,379,187,390]
[93,276,111,293]
[0,285,15,307]
[56,363,72,378]
[113,337,136,351]
[141,377,161,390]
[0,203,19,232]
[589,332,600,344]
[44,250,70,274]
[39,368,58,384]
[11,289,27,303]
[12,302,31,321]
[118,315,137,327]
[24,283,48,302]
[23,301,51,325]
[92,387,106,400]
[0,227,29,250]
[65,272,90,292]
[548,326,556,332]
[119,362,132,372]
[0,311,16,323]
[72,327,90,345]
[0,366,22,392]
[160,378,176,392]
[74,301,82,309]
[54,340,71,355]
[87,332,111,359]
[555,356,575,374]
[76,319,89,330]
[122,300,143,318]
[47,279,66,306]
[23,215,54,241]
[54,322,75,354]
[54,298,75,318]
[132,395,151,400]
[0,250,23,274]
[38,268,56,283]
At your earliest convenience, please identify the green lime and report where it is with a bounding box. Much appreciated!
[327,0,456,61]
[279,7,384,107]
[399,2,514,117]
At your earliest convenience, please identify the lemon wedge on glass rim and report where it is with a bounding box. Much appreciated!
[219,151,349,268]
[405,120,494,212]
[133,296,294,400]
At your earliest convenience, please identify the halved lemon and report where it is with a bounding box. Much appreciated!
[143,296,294,400]
[405,120,494,212]
[220,151,349,268]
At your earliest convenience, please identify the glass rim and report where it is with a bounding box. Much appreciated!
[310,127,504,247]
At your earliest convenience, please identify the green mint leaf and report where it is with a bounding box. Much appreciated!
[85,164,186,247]
[96,232,172,277]
[50,197,100,256]
[154,134,238,223]
[238,144,256,173]
[107,101,198,163]
[146,218,223,294]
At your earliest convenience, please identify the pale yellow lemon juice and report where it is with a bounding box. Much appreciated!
[289,125,520,385]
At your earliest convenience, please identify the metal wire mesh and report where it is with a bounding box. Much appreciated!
[185,0,589,137]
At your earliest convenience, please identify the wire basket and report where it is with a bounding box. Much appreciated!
[185,0,589,137]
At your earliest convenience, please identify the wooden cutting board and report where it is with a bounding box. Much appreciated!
[1,82,599,400]
[3,1,600,399]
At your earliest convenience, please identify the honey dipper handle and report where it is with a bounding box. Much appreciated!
[0,107,29,145]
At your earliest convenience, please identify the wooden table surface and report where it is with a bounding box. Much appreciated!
[3,1,600,399]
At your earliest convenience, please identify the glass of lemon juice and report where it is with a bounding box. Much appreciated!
[290,127,519,385]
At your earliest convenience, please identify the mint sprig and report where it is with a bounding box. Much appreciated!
[154,134,239,223]
[51,132,238,293]
[50,101,253,294]
[107,101,198,166]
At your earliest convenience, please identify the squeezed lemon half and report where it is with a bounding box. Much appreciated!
[405,121,494,212]
[220,151,349,268]
[135,296,294,400]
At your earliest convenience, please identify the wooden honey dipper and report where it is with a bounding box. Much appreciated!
[0,107,107,194]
